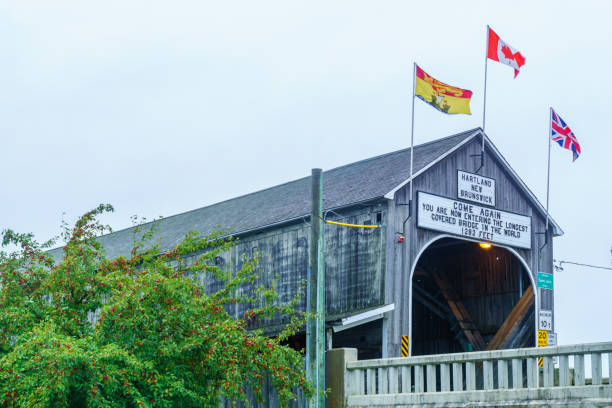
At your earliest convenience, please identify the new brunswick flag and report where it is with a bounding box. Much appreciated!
[415,65,472,115]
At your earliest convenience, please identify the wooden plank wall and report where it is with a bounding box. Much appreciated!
[385,136,554,357]
[188,204,387,331]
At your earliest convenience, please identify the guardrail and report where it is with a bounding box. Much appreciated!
[327,342,612,407]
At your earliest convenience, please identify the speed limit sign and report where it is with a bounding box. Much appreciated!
[538,310,552,331]
[538,330,548,347]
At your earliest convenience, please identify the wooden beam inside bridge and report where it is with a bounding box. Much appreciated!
[486,284,534,350]
[430,269,486,351]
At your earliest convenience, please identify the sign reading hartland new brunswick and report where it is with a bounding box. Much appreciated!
[458,170,496,206]
[417,191,531,249]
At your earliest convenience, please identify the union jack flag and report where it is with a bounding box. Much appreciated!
[551,108,581,161]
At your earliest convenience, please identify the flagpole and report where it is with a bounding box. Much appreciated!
[408,62,416,217]
[481,25,489,170]
[544,107,552,246]
[482,25,489,132]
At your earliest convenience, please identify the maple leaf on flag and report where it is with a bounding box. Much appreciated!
[501,46,526,71]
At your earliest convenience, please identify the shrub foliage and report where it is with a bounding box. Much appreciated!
[0,205,312,407]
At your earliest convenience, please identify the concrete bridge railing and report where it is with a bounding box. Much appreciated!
[326,342,612,407]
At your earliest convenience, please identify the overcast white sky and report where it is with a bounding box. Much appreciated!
[2,0,611,347]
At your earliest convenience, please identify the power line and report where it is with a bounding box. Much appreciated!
[553,259,612,272]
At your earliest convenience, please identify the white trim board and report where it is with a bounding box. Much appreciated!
[333,303,395,333]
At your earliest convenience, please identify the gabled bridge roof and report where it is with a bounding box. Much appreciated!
[49,128,561,261]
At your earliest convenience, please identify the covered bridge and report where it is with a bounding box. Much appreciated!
[49,127,560,359]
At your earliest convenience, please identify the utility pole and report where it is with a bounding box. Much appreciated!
[306,168,325,408]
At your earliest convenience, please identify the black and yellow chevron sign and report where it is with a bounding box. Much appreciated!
[401,335,409,357]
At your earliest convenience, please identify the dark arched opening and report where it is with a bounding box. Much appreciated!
[411,237,535,356]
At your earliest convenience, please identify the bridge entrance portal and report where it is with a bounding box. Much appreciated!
[410,237,536,356]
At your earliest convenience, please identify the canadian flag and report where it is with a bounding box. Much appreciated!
[487,27,525,78]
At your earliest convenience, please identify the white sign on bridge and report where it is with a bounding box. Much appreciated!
[458,170,496,206]
[417,191,532,249]
[539,310,553,331]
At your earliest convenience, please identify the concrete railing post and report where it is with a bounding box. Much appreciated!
[326,348,357,408]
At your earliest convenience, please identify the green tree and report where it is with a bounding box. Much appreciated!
[0,204,312,407]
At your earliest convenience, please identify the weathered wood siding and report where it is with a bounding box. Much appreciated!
[323,208,386,319]
[188,204,387,331]
[385,137,554,357]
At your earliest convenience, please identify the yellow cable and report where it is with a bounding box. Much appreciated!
[324,220,379,229]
